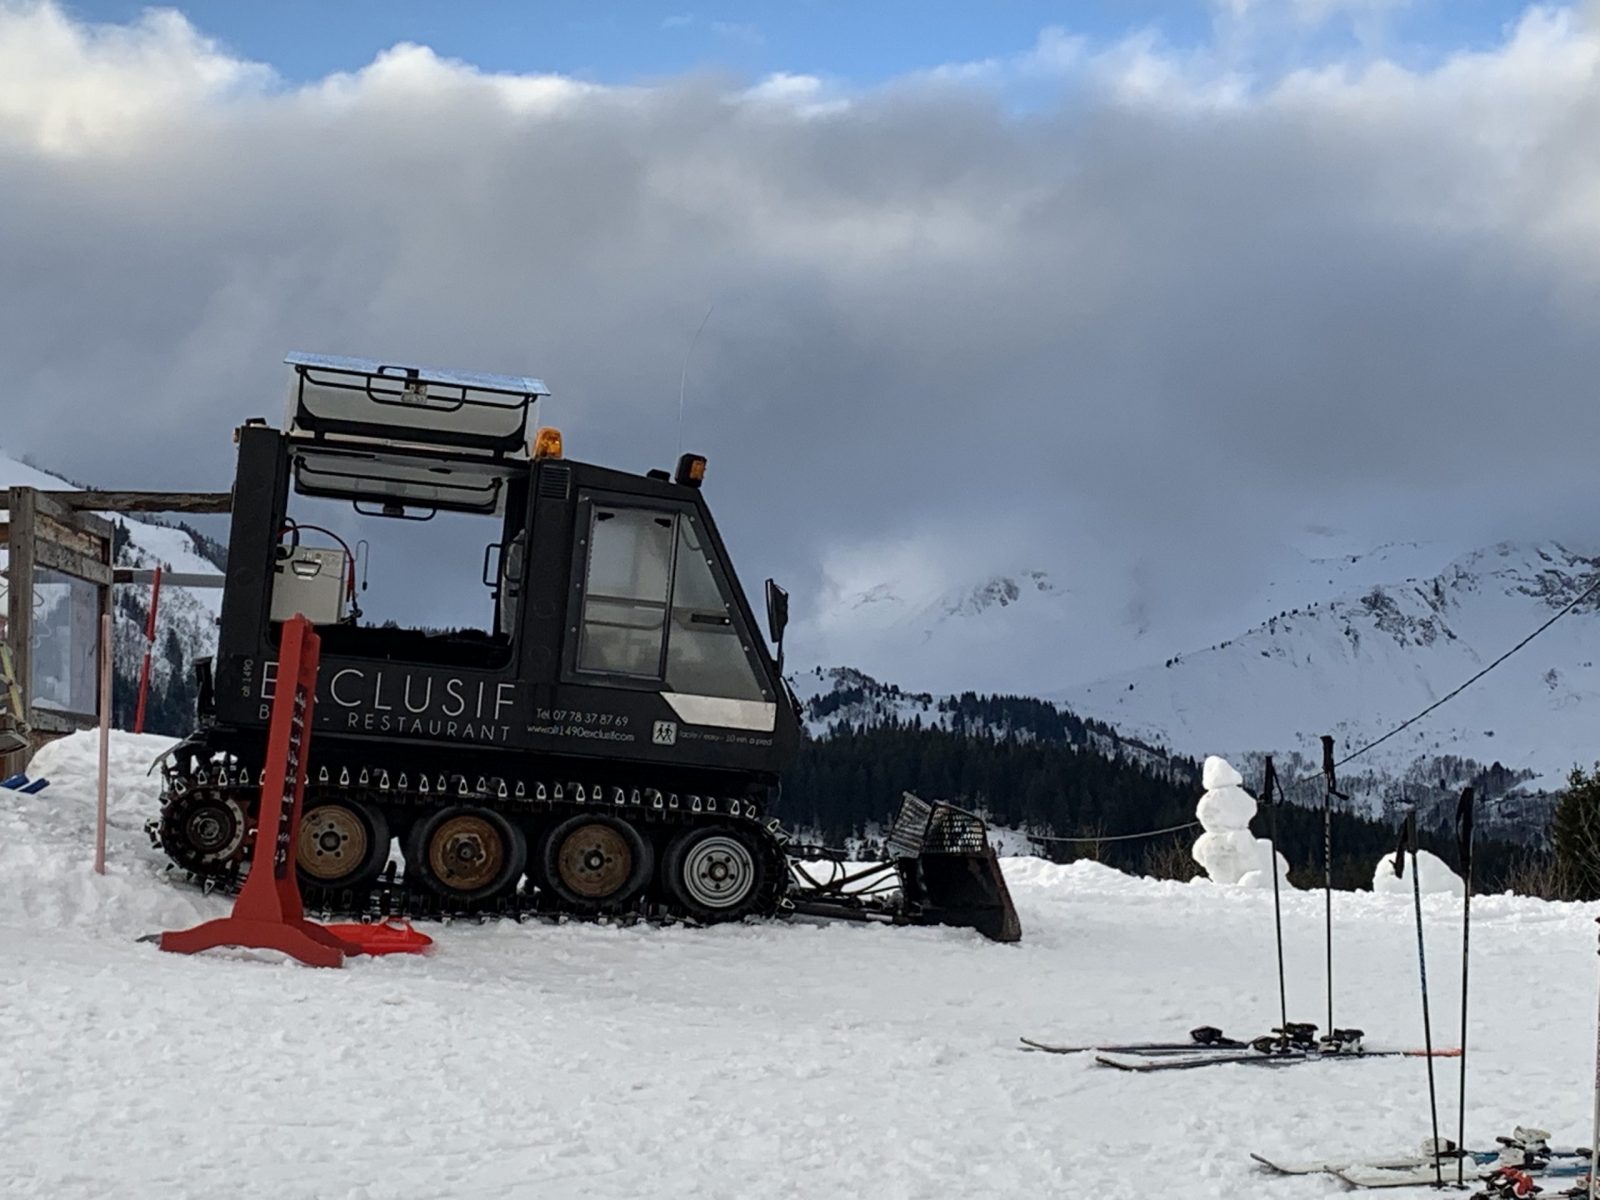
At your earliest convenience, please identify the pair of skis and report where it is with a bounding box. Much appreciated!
[1020,1023,1458,1072]
[1094,1041,1451,1072]
[1252,1128,1591,1191]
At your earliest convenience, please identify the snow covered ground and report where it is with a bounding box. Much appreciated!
[4,732,1599,1199]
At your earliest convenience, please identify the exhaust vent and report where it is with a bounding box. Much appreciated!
[537,464,572,500]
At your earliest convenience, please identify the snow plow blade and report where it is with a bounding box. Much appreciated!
[886,794,1021,943]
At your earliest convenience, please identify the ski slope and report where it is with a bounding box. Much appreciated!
[3,731,1599,1200]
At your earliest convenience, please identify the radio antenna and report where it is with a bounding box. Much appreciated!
[677,304,715,460]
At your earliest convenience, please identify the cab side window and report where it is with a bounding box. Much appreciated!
[575,502,765,700]
[577,508,674,677]
[665,519,764,700]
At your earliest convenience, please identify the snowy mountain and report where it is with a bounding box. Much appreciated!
[1061,540,1600,799]
[0,449,222,729]
[790,566,1084,696]
[789,533,1480,700]
[793,536,1600,833]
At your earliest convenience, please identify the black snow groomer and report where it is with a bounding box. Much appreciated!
[152,352,1020,942]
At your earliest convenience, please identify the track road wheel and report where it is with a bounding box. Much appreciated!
[297,798,389,890]
[158,788,247,876]
[540,815,653,911]
[410,805,526,904]
[661,825,768,922]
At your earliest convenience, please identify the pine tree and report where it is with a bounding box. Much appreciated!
[1553,764,1600,900]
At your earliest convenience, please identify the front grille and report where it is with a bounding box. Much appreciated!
[922,806,990,854]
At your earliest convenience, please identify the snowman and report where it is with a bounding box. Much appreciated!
[1191,755,1289,888]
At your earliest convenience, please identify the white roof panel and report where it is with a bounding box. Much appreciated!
[285,351,548,397]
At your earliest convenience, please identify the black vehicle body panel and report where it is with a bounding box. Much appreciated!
[210,425,800,782]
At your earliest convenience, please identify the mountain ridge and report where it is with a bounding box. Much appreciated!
[1060,539,1600,793]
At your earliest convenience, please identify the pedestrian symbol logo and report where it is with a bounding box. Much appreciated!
[653,720,678,746]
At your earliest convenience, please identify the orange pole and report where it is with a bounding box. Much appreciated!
[133,565,162,734]
[95,611,111,875]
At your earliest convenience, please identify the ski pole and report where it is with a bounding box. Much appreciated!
[1456,787,1475,1189]
[1263,757,1288,1036]
[1400,809,1444,1188]
[1591,918,1599,1200]
[1321,735,1348,1036]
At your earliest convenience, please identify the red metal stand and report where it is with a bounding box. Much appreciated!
[326,918,434,955]
[159,616,360,968]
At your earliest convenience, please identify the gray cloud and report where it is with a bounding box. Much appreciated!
[4,2,1600,685]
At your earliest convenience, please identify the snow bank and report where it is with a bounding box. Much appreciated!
[1372,848,1465,897]
[27,729,180,821]
[1191,755,1288,887]
[0,729,223,937]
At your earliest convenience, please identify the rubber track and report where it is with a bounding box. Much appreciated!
[152,762,792,925]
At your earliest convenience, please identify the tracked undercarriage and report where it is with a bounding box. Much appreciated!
[151,745,1021,939]
[153,742,791,922]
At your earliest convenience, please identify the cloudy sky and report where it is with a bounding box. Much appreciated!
[5,1,1600,687]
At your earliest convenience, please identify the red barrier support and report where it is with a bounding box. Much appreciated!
[159,615,359,968]
[326,918,433,955]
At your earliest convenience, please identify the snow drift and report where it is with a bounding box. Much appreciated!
[1372,848,1466,898]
